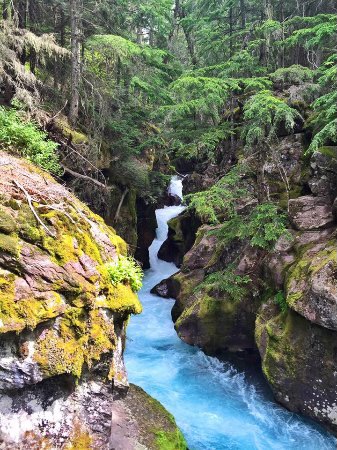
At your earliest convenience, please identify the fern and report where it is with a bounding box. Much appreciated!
[106,255,143,292]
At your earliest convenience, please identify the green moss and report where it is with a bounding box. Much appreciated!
[17,204,42,243]
[34,305,119,378]
[96,280,142,315]
[167,216,184,242]
[0,232,20,257]
[0,206,17,234]
[256,306,309,384]
[316,146,337,159]
[286,244,337,307]
[0,270,66,333]
[155,430,187,450]
[55,118,89,145]
[126,384,187,450]
[34,324,86,378]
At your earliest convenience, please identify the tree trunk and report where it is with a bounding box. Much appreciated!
[69,0,83,126]
[2,0,8,19]
[240,0,246,28]
[229,6,233,57]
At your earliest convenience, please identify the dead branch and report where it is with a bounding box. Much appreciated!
[13,180,56,237]
[114,187,129,223]
[62,165,108,189]
[49,100,68,121]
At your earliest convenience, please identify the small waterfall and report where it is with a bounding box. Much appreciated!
[125,177,336,450]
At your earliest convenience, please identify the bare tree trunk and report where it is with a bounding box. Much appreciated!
[69,0,83,126]
[174,0,197,66]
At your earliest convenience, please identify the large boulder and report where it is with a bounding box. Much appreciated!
[286,239,337,330]
[256,230,337,433]
[256,301,337,434]
[288,196,335,230]
[167,227,264,355]
[158,210,200,267]
[0,152,152,446]
[134,199,157,269]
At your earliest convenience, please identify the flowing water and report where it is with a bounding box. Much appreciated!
[125,176,336,450]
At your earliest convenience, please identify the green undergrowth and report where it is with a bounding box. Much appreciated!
[105,255,143,292]
[0,107,61,175]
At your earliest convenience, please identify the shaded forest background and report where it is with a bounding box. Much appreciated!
[0,0,336,247]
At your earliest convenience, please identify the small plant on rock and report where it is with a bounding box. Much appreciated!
[106,255,143,292]
[274,290,288,313]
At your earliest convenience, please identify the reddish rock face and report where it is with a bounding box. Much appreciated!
[0,152,144,447]
[288,196,335,230]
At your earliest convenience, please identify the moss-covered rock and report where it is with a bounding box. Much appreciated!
[0,151,141,392]
[256,300,337,434]
[122,384,187,450]
[309,146,337,200]
[158,209,200,267]
[166,226,264,355]
[286,238,337,330]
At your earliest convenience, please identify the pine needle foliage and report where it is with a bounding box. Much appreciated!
[241,90,301,147]
[186,166,247,224]
[0,20,68,108]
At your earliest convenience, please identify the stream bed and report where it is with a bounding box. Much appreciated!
[125,177,336,450]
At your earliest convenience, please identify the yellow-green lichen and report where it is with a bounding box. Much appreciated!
[95,280,142,315]
[34,306,118,378]
[286,244,337,307]
[0,206,17,234]
[0,232,20,257]
[34,326,85,378]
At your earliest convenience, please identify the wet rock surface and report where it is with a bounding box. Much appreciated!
[157,210,200,267]
[256,301,337,435]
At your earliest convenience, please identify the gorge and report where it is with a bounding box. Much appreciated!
[0,0,337,448]
[126,177,337,450]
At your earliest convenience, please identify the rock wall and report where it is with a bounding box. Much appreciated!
[155,145,337,432]
[0,152,186,449]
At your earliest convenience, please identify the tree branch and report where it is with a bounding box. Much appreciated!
[62,164,108,189]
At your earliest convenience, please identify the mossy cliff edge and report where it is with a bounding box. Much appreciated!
[0,151,186,449]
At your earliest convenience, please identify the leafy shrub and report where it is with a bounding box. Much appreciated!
[0,107,61,175]
[106,255,143,292]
